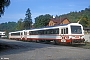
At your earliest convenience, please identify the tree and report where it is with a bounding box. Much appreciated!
[0,22,17,35]
[23,8,32,29]
[79,15,89,27]
[55,15,59,18]
[34,14,52,28]
[0,0,10,17]
[58,5,90,24]
[16,18,24,30]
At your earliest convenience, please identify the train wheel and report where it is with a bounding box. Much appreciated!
[53,40,59,45]
[45,40,50,44]
[35,40,40,43]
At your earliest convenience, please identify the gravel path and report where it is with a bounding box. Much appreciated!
[0,39,90,60]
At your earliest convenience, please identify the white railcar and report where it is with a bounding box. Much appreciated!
[9,23,85,44]
[9,30,23,40]
[0,31,6,38]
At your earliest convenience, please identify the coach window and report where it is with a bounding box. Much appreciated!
[24,32,25,35]
[44,30,47,34]
[41,30,44,34]
[39,30,44,35]
[46,30,49,34]
[11,32,20,36]
[49,29,53,34]
[31,31,33,35]
[35,31,38,35]
[64,29,65,34]
[37,31,40,35]
[61,28,68,34]
[35,31,37,35]
[33,31,35,35]
[29,31,31,35]
[34,31,37,35]
[34,31,36,35]
[66,28,68,34]
[24,32,27,35]
[53,29,55,34]
[30,31,32,35]
[61,29,63,34]
[62,28,68,34]
[18,33,20,35]
[55,28,59,34]
[21,32,23,35]
[38,30,40,35]
[17,33,20,35]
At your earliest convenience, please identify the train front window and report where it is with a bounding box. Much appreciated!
[71,26,82,34]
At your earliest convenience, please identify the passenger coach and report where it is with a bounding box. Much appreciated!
[9,23,85,44]
[0,31,6,38]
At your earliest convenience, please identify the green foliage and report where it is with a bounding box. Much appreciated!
[0,22,17,35]
[34,14,52,28]
[78,15,89,27]
[16,18,24,30]
[0,6,90,34]
[0,22,17,31]
[0,0,10,17]
[60,6,90,27]
[23,8,32,29]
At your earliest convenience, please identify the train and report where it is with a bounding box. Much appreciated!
[0,31,6,38]
[9,23,85,45]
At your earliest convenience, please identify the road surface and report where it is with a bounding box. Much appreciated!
[0,39,90,60]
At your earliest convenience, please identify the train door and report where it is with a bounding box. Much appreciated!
[24,31,27,40]
[20,32,23,40]
[61,28,68,42]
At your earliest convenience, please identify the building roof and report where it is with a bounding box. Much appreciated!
[50,17,70,25]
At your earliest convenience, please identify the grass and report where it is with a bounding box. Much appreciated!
[80,42,90,49]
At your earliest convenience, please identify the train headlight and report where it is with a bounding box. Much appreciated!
[61,39,66,42]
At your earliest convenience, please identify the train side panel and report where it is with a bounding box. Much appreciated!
[9,23,85,45]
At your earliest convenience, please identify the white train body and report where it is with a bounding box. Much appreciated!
[9,30,23,40]
[0,31,6,38]
[9,23,85,44]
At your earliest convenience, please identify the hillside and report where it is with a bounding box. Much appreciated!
[60,7,90,27]
[0,7,90,33]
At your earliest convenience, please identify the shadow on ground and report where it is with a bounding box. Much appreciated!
[0,39,53,56]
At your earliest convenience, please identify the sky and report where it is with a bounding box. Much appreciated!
[0,0,90,23]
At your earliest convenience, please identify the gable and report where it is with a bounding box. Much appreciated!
[48,18,70,26]
[61,19,70,24]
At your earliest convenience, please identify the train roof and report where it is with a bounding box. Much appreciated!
[26,24,67,31]
[26,23,82,31]
[9,23,82,33]
[9,30,23,34]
